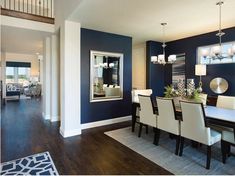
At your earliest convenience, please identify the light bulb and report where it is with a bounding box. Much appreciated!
[151,56,158,62]
[109,63,114,68]
[158,55,165,63]
[201,49,209,58]
[103,63,108,68]
[232,45,235,54]
[168,55,176,62]
[228,48,233,57]
[212,45,221,55]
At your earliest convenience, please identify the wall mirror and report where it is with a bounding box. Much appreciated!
[172,53,186,88]
[90,50,123,102]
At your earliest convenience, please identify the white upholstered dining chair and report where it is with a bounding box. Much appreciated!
[138,95,158,144]
[156,97,181,155]
[210,96,235,133]
[221,130,235,164]
[216,96,235,163]
[180,101,221,169]
[216,95,235,109]
[199,93,208,106]
[131,89,152,132]
[131,89,153,103]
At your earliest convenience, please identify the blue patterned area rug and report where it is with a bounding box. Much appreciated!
[1,152,59,175]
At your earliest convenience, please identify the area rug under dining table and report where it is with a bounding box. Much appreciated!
[105,126,235,175]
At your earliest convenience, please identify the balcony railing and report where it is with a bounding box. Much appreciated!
[1,0,54,24]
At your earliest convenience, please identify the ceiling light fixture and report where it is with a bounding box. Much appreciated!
[201,1,235,61]
[151,23,176,65]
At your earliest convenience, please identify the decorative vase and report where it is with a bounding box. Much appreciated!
[177,79,185,97]
[187,79,195,96]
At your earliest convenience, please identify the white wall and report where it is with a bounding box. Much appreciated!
[132,43,146,89]
[1,52,6,99]
[54,0,82,30]
[1,16,54,33]
[5,52,39,77]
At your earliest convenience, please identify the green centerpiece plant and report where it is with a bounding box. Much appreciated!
[164,85,179,98]
[164,85,203,105]
[185,88,201,102]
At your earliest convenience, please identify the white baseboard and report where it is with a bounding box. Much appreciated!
[59,116,131,138]
[60,127,82,138]
[50,116,60,122]
[81,115,131,130]
[42,112,50,120]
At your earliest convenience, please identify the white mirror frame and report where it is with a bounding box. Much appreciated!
[90,50,124,102]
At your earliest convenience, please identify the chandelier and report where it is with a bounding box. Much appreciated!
[94,56,115,69]
[201,1,235,61]
[151,23,176,65]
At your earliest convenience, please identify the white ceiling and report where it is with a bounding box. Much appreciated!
[71,0,235,45]
[1,26,51,55]
[2,0,234,54]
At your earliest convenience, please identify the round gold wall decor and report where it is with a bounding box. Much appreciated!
[210,77,228,94]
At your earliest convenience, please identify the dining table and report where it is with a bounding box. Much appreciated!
[132,102,235,139]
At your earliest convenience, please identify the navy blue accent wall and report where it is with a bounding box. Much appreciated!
[166,27,235,96]
[81,28,132,124]
[146,41,165,97]
[147,27,235,96]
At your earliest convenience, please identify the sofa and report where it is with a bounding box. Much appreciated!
[6,83,22,99]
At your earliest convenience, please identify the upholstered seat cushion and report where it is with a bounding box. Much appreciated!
[209,129,222,145]
[222,130,235,144]
[209,124,233,133]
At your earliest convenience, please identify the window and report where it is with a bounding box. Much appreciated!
[6,67,31,85]
[197,41,235,65]
[18,67,31,84]
[6,67,15,84]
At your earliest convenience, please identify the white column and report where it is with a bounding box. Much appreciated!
[50,35,60,122]
[1,52,6,100]
[60,20,81,138]
[42,37,51,120]
[38,55,43,95]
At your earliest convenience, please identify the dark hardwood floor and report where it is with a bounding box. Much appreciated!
[1,99,171,175]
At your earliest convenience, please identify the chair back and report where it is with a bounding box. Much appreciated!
[217,95,235,109]
[156,98,179,135]
[199,93,208,106]
[138,95,157,127]
[131,89,152,103]
[180,101,211,145]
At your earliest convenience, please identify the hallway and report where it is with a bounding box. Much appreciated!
[1,99,171,175]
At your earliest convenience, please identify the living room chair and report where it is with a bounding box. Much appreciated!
[156,97,181,155]
[138,95,158,145]
[179,101,221,169]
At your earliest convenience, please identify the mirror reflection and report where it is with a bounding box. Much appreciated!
[90,51,123,102]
